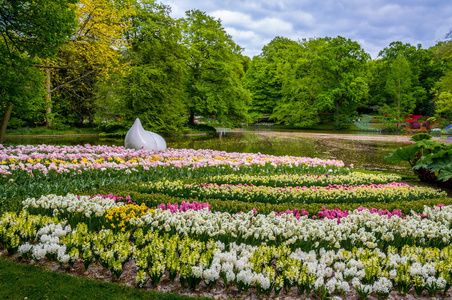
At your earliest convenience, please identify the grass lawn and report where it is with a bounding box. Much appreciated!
[0,259,210,300]
[5,126,100,136]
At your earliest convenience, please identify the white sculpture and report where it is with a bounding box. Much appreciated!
[124,118,166,151]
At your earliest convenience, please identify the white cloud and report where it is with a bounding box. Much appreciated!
[222,27,269,57]
[164,0,452,58]
[211,10,293,36]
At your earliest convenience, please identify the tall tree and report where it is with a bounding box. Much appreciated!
[373,42,443,117]
[433,69,452,121]
[385,54,413,129]
[118,0,188,133]
[264,36,369,128]
[0,0,77,142]
[431,33,452,122]
[42,0,135,128]
[271,37,325,127]
[182,10,251,126]
[434,91,452,121]
[243,37,300,118]
[312,36,370,127]
[0,43,46,135]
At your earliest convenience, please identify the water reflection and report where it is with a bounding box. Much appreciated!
[190,132,412,175]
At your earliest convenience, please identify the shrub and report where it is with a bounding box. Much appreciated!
[385,139,452,187]
[410,133,432,142]
[411,120,421,129]
[185,123,217,134]
[423,120,432,130]
[98,121,130,137]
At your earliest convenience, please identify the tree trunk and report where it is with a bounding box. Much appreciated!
[335,100,340,128]
[45,67,52,129]
[189,110,195,124]
[397,78,401,130]
[0,102,13,144]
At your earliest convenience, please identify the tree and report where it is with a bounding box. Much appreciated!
[0,44,46,135]
[271,37,325,127]
[182,10,251,126]
[434,91,452,121]
[243,37,300,118]
[374,42,443,117]
[42,0,135,128]
[261,36,369,128]
[433,68,452,121]
[408,47,443,116]
[385,54,413,129]
[0,0,77,142]
[118,0,188,133]
[366,59,389,113]
[311,36,370,127]
[0,0,77,58]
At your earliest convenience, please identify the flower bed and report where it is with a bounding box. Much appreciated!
[100,189,452,216]
[139,180,445,205]
[196,172,402,187]
[1,144,451,299]
[0,145,350,212]
[2,206,452,299]
[15,194,452,251]
[0,145,348,177]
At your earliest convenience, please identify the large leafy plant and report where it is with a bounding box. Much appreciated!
[385,133,452,186]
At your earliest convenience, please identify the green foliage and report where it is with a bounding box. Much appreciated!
[434,89,452,121]
[243,37,300,116]
[182,10,252,127]
[268,36,370,127]
[386,138,452,185]
[98,121,129,137]
[0,0,78,141]
[385,54,414,127]
[360,115,374,123]
[410,133,432,142]
[378,105,407,132]
[353,122,379,131]
[376,42,443,116]
[368,41,445,121]
[118,2,187,134]
[98,121,129,133]
[384,145,420,166]
[1,0,451,135]
[313,36,370,127]
[185,123,217,134]
[0,46,46,125]
[271,38,323,127]
[0,0,77,58]
[414,148,452,182]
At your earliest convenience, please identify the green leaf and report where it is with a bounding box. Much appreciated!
[415,140,446,152]
[384,145,419,164]
[414,149,452,181]
[410,133,432,142]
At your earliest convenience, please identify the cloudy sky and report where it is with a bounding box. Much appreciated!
[165,0,452,59]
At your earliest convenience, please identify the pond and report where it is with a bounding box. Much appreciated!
[4,128,452,175]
